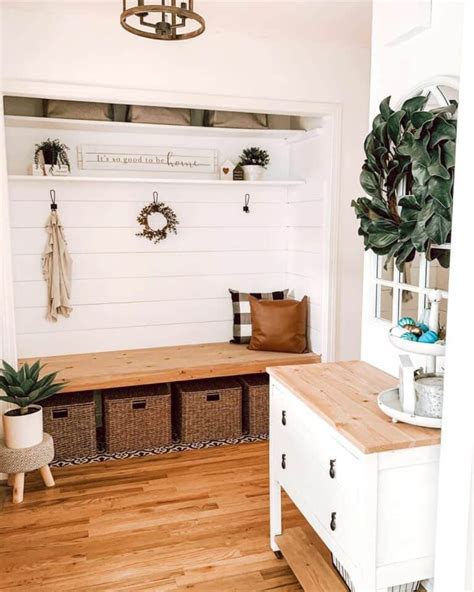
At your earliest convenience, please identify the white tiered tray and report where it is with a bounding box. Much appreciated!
[378,387,442,429]
[389,333,446,357]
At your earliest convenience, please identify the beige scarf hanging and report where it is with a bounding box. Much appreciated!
[42,206,73,321]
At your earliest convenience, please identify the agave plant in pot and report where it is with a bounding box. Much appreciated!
[238,147,270,181]
[0,360,66,449]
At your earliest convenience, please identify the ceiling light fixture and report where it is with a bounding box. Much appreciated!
[120,0,205,40]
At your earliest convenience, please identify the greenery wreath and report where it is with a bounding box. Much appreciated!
[351,95,457,272]
[136,192,179,244]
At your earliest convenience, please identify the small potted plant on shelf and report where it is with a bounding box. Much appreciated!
[238,147,270,181]
[33,138,71,176]
[0,360,66,449]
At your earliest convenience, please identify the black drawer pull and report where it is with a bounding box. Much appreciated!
[281,454,286,470]
[207,392,220,402]
[132,400,147,410]
[329,459,336,479]
[281,410,287,426]
[330,512,337,531]
[52,408,68,419]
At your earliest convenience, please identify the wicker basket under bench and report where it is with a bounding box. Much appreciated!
[103,384,172,453]
[173,377,242,443]
[239,373,269,435]
[42,391,97,460]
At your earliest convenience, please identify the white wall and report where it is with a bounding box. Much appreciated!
[6,118,334,358]
[0,0,372,361]
[287,129,333,356]
[361,0,464,375]
[362,2,472,589]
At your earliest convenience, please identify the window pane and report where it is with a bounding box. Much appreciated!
[427,258,450,291]
[439,298,448,335]
[375,284,392,321]
[400,290,419,322]
[400,252,421,287]
[377,256,393,281]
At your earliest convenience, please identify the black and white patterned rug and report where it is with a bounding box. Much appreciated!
[51,433,269,468]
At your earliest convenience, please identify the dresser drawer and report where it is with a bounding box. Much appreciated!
[271,382,361,561]
[272,383,359,494]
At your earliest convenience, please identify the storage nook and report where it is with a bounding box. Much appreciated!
[4,100,338,363]
[3,97,335,460]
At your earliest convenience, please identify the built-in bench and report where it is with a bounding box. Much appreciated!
[19,342,321,393]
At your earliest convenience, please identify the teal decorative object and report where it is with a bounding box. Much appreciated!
[418,323,429,333]
[419,330,439,344]
[401,332,418,341]
[399,317,417,328]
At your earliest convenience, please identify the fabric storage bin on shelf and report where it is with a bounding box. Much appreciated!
[238,373,269,435]
[204,110,268,129]
[173,378,242,443]
[45,99,113,121]
[103,384,171,453]
[42,392,97,460]
[126,105,191,125]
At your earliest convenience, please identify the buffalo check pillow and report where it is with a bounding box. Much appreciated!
[229,288,289,344]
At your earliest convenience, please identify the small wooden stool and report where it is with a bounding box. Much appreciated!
[0,433,55,504]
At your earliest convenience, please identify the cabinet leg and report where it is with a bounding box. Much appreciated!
[270,479,282,552]
[39,465,55,488]
[12,473,25,504]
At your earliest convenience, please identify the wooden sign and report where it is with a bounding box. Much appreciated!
[77,144,217,174]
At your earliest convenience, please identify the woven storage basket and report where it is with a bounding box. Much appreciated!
[42,392,96,460]
[103,384,171,453]
[331,555,420,592]
[239,373,269,435]
[173,378,242,443]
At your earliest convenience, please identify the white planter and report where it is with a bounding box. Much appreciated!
[3,405,43,449]
[242,165,264,181]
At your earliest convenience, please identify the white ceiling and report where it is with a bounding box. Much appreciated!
[1,0,372,48]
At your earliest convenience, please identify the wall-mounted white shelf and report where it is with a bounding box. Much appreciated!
[8,175,305,186]
[5,115,310,142]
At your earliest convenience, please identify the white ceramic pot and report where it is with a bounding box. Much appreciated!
[242,165,264,181]
[3,405,43,449]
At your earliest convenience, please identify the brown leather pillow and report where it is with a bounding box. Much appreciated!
[248,296,308,353]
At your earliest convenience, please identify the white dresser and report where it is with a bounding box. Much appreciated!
[268,361,441,592]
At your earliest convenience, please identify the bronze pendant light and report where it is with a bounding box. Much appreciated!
[120,0,205,40]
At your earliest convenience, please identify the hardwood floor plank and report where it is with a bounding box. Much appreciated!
[0,443,308,592]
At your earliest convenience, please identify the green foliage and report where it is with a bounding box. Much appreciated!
[0,360,66,413]
[34,138,71,173]
[352,95,457,271]
[238,147,270,169]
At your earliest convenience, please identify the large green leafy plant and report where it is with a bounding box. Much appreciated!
[0,360,65,415]
[352,95,457,271]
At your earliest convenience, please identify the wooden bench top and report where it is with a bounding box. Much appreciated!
[20,342,321,393]
[268,360,441,454]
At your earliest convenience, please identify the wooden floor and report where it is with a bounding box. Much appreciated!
[0,442,339,592]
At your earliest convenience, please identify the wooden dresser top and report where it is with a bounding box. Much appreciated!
[268,360,441,454]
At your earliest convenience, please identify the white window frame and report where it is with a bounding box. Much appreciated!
[374,245,450,328]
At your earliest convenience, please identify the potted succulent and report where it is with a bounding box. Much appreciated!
[0,360,66,449]
[238,147,270,181]
[34,138,71,176]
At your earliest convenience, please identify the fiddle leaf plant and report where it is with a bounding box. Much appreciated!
[0,360,66,415]
[352,95,457,271]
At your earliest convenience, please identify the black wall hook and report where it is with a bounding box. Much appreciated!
[50,189,58,211]
[152,191,159,205]
[243,193,250,214]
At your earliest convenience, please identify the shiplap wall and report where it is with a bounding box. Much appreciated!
[286,132,330,355]
[7,123,328,358]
